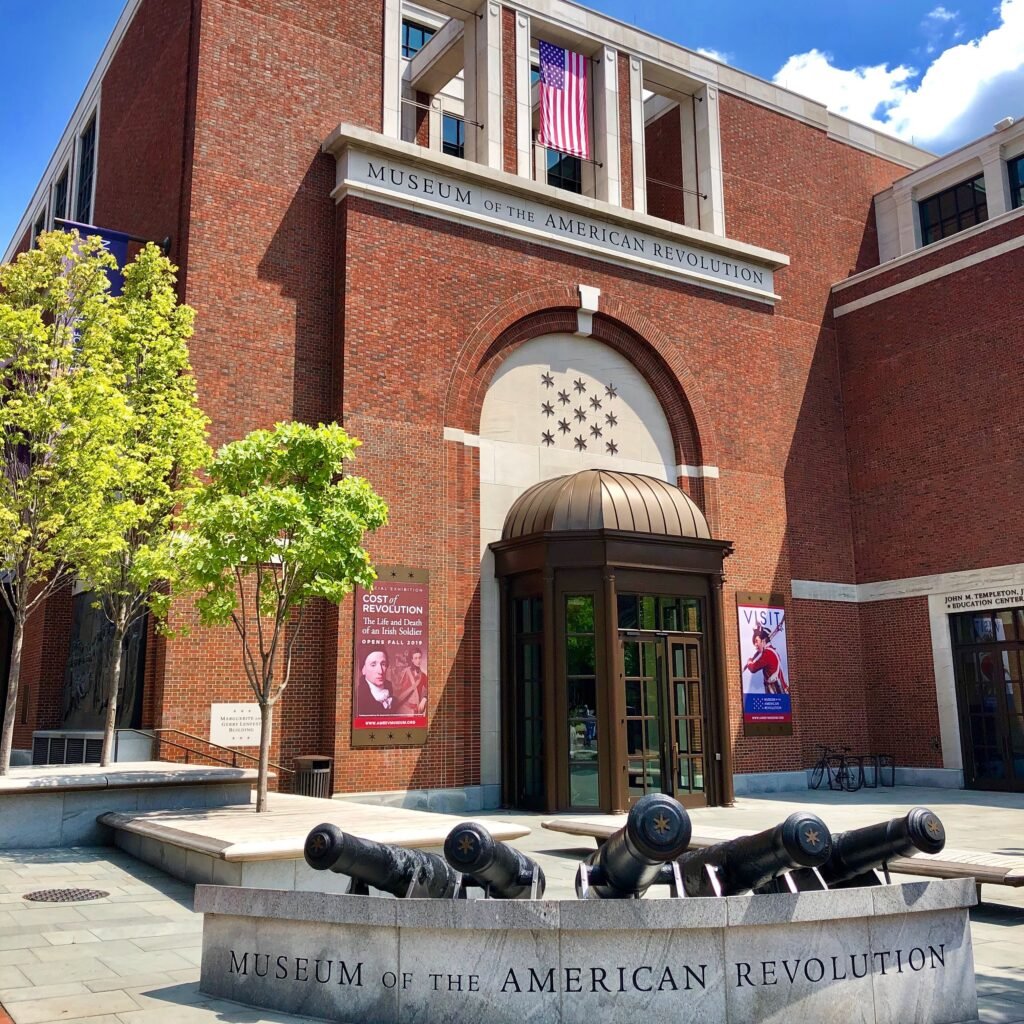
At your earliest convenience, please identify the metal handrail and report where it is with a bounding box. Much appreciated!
[121,726,295,775]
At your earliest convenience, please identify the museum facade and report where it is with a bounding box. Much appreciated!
[4,0,1023,810]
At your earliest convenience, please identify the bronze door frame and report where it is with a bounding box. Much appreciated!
[620,630,710,810]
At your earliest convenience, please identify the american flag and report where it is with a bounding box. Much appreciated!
[537,41,590,161]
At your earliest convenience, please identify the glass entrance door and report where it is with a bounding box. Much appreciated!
[621,633,708,808]
[952,608,1024,792]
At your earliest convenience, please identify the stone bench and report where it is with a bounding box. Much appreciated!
[542,817,1024,899]
[100,793,531,890]
[0,761,257,848]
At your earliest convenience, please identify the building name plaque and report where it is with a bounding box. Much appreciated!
[943,586,1024,612]
[209,703,261,748]
[339,148,779,302]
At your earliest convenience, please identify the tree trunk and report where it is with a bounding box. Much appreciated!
[256,700,273,812]
[100,617,127,767]
[0,615,26,777]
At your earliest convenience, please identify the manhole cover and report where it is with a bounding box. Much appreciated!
[23,889,109,903]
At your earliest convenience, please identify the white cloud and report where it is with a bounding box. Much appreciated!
[772,0,1024,151]
[696,47,730,65]
[927,6,958,21]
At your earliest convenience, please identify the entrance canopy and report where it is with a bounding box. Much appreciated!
[491,470,734,814]
[502,469,713,542]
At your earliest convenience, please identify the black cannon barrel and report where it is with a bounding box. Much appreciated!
[443,823,546,899]
[304,823,459,899]
[576,794,692,899]
[818,807,945,886]
[679,812,832,897]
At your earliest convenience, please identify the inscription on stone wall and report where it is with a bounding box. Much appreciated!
[944,586,1024,611]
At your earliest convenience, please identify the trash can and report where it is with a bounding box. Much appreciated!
[294,755,333,799]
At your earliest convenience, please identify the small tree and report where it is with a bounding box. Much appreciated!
[0,231,127,774]
[182,422,387,810]
[76,244,210,766]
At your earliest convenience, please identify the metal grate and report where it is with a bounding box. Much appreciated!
[23,889,109,903]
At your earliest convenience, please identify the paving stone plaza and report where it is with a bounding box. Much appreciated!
[0,787,1019,1024]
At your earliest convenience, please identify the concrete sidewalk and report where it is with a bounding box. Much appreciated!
[0,786,1018,1023]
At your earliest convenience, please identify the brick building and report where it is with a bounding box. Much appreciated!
[3,0,1023,810]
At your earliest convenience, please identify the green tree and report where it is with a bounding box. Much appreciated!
[182,422,387,810]
[76,244,210,766]
[0,231,128,774]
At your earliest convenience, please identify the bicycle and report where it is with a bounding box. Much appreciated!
[809,744,863,792]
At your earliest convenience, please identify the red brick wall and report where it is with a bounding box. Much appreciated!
[837,240,1024,583]
[93,0,195,266]
[645,108,684,225]
[617,53,633,210]
[859,598,943,767]
[502,7,517,175]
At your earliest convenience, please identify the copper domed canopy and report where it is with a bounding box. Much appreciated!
[501,470,712,541]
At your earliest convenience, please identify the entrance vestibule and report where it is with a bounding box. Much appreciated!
[493,469,733,814]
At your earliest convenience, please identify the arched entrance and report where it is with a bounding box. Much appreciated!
[492,469,733,814]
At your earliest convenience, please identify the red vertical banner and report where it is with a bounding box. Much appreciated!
[351,567,429,748]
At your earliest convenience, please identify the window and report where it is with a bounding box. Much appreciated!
[547,149,582,194]
[919,174,987,245]
[52,166,70,228]
[31,208,46,247]
[442,115,464,159]
[565,594,598,808]
[401,20,434,59]
[1009,155,1024,211]
[512,597,544,807]
[75,115,97,224]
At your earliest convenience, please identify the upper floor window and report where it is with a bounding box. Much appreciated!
[401,20,434,59]
[1009,155,1024,210]
[442,115,465,159]
[31,208,46,247]
[547,149,582,195]
[919,174,987,245]
[75,115,97,224]
[52,166,70,228]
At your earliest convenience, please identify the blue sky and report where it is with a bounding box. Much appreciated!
[2,0,1022,249]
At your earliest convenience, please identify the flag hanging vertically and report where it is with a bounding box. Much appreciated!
[537,41,590,160]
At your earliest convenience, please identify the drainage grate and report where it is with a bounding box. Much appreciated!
[23,889,109,903]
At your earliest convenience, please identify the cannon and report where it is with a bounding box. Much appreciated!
[759,807,946,893]
[304,823,459,899]
[575,794,692,899]
[443,823,546,899]
[677,813,833,897]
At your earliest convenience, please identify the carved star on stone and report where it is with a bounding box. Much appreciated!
[605,440,618,455]
[574,436,587,451]
[590,424,602,439]
[387,732,394,740]
[574,378,587,393]
[804,828,821,848]
[405,733,412,740]
[558,390,571,405]
[574,407,587,423]
[541,431,555,446]
[558,419,571,434]
[458,834,475,855]
[589,396,602,411]
[541,372,554,388]
[541,401,554,417]
[605,412,618,427]
[605,383,618,399]
[652,813,671,835]
[369,733,376,740]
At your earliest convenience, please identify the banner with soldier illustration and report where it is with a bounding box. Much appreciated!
[351,567,429,748]
[736,593,792,737]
